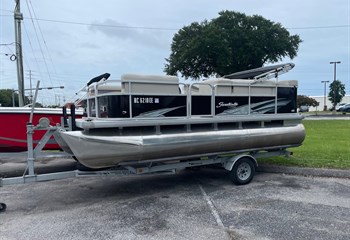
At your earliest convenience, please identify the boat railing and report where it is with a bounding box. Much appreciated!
[87,79,188,118]
[248,78,279,115]
[187,82,215,117]
[74,92,88,107]
[122,80,188,119]
[188,79,281,117]
[86,77,290,119]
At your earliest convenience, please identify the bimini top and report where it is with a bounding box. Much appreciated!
[223,63,295,80]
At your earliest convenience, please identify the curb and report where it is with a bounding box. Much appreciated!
[303,114,350,120]
[257,164,350,179]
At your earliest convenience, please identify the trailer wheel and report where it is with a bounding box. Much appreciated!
[0,203,6,213]
[229,157,255,185]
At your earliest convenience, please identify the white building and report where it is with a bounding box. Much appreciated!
[308,95,350,111]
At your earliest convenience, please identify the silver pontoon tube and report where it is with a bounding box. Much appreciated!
[60,123,305,169]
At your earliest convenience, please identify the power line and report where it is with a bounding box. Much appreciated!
[0,43,17,61]
[1,13,350,32]
[22,21,40,71]
[0,9,13,13]
[2,14,347,31]
[31,18,179,31]
[24,19,350,31]
[27,0,61,87]
[29,18,350,31]
[24,0,55,93]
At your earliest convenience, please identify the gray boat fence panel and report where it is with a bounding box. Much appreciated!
[82,77,297,119]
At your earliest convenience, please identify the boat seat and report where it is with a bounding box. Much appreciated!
[192,78,297,96]
[204,78,298,87]
[277,80,298,87]
[97,84,122,91]
[121,74,180,94]
[88,83,122,95]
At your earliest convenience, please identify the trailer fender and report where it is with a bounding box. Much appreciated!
[223,154,258,171]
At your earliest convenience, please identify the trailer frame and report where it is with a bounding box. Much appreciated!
[0,117,293,213]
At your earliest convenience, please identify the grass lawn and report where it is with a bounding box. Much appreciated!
[259,120,350,169]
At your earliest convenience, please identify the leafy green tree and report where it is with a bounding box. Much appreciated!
[165,11,302,79]
[0,89,31,107]
[328,80,346,109]
[0,89,17,107]
[297,95,319,108]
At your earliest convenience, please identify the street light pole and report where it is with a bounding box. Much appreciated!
[321,80,329,111]
[12,86,64,107]
[329,61,341,112]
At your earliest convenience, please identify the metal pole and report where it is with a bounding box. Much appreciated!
[29,81,40,124]
[321,81,329,111]
[12,89,15,107]
[29,70,33,104]
[26,123,35,176]
[14,0,25,106]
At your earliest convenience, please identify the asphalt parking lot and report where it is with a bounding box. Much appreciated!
[1,168,349,240]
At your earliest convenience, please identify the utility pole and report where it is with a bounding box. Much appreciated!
[321,80,329,111]
[330,61,341,82]
[14,0,25,106]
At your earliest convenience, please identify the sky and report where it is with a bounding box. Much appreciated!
[1,0,349,106]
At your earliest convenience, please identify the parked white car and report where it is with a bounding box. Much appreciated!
[338,103,350,113]
[336,103,348,111]
[299,105,309,112]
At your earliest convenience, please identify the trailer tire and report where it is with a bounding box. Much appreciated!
[0,203,6,213]
[229,157,255,185]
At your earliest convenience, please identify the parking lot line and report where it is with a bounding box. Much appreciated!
[198,183,224,227]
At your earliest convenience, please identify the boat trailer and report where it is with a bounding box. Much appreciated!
[0,118,292,213]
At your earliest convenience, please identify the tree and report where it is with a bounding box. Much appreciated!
[165,10,302,79]
[0,89,31,107]
[297,95,319,108]
[0,89,16,107]
[328,80,346,110]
